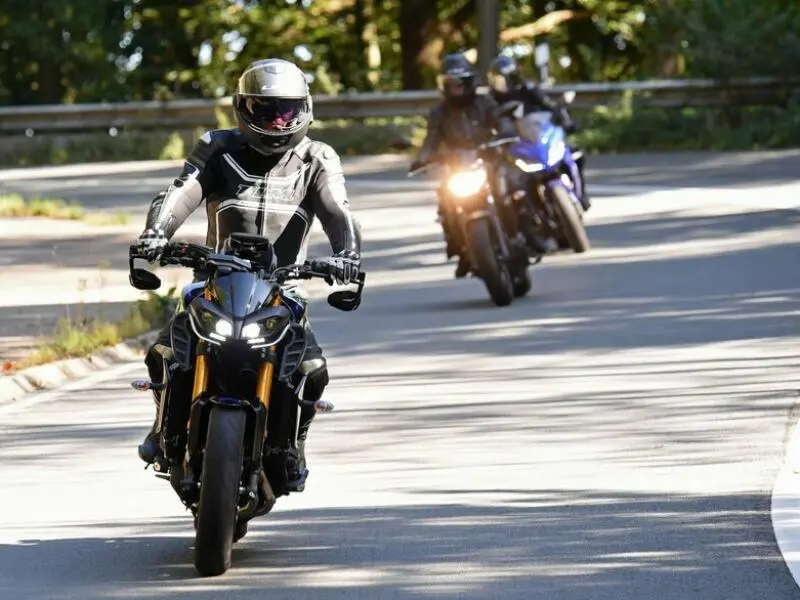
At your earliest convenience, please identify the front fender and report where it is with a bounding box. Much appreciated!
[464,210,511,259]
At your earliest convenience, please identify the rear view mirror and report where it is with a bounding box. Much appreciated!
[129,268,161,291]
[327,290,362,312]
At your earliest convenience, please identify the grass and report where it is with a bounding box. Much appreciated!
[11,286,177,371]
[0,193,130,225]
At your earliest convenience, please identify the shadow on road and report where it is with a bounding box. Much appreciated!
[0,490,798,599]
[311,206,800,359]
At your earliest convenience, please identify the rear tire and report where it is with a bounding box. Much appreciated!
[194,407,247,577]
[467,219,513,307]
[550,184,590,253]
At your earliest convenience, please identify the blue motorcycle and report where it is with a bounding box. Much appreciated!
[503,109,590,253]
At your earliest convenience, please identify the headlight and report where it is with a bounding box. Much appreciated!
[446,168,487,198]
[514,158,544,173]
[214,319,233,337]
[244,314,293,347]
[241,322,261,339]
[547,141,566,165]
[188,301,234,345]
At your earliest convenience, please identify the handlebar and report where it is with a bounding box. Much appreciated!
[477,136,520,151]
[128,241,366,288]
[408,137,521,177]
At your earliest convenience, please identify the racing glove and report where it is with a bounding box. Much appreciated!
[331,249,361,285]
[136,228,168,263]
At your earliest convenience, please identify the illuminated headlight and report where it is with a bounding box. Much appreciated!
[245,315,292,347]
[514,158,544,173]
[446,168,487,198]
[241,322,261,339]
[547,141,566,165]
[214,319,233,337]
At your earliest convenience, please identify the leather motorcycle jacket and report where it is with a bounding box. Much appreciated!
[144,128,361,266]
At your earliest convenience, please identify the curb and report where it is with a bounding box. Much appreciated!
[0,330,159,405]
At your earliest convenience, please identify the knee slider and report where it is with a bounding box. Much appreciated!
[299,358,328,402]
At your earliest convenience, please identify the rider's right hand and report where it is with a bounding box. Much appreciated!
[136,228,168,263]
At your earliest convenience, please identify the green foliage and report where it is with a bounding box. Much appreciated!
[573,99,800,152]
[641,0,800,79]
[18,285,177,369]
[0,192,131,224]
[0,194,84,219]
[159,131,186,160]
[3,0,797,107]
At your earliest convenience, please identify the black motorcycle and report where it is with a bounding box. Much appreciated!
[128,233,365,576]
[409,138,532,306]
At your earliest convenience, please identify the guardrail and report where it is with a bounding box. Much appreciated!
[0,77,797,135]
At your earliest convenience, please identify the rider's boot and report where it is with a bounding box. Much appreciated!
[138,388,164,465]
[138,349,166,465]
[287,359,328,492]
[454,255,470,278]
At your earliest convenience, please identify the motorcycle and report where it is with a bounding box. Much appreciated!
[127,232,365,577]
[503,106,590,253]
[409,139,532,306]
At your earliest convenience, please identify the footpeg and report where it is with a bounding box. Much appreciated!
[131,379,165,392]
[298,399,334,413]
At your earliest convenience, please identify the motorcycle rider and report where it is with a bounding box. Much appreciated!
[134,58,362,493]
[409,52,524,278]
[487,54,590,210]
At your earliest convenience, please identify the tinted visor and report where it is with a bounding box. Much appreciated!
[241,97,308,132]
[436,74,472,96]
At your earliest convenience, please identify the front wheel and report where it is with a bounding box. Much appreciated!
[550,184,590,253]
[466,218,513,307]
[513,268,532,298]
[194,407,247,577]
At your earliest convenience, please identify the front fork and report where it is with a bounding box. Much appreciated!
[180,297,281,508]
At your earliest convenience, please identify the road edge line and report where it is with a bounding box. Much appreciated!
[771,410,800,588]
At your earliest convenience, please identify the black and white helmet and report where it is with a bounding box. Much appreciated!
[232,58,314,155]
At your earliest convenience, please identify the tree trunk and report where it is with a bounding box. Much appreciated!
[399,0,436,89]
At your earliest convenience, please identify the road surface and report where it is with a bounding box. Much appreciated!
[0,150,799,599]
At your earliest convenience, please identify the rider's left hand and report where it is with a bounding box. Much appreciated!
[331,250,361,285]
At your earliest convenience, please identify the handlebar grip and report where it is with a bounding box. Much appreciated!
[307,258,332,275]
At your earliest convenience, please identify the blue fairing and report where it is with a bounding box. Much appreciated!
[510,118,567,170]
[282,292,307,322]
[182,281,206,309]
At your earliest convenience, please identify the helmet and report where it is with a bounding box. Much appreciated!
[232,58,314,155]
[436,52,477,105]
[487,55,523,96]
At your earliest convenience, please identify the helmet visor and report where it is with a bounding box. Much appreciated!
[436,74,471,96]
[240,97,309,133]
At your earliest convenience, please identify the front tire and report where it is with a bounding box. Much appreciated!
[513,268,532,298]
[194,407,247,577]
[550,184,590,253]
[467,219,513,307]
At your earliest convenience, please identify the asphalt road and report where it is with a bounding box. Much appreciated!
[0,151,799,598]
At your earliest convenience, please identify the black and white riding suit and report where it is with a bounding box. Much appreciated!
[139,127,361,467]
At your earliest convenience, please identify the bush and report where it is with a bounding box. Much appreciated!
[15,286,178,370]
